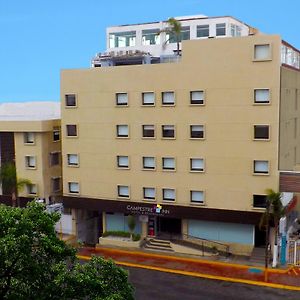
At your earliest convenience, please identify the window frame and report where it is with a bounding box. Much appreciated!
[27,183,37,195]
[162,91,175,106]
[68,182,80,194]
[116,125,129,138]
[66,124,78,137]
[142,125,155,138]
[50,151,60,166]
[253,44,272,61]
[190,158,205,172]
[67,154,79,167]
[65,94,77,108]
[142,92,155,106]
[190,190,205,205]
[253,125,270,140]
[253,194,267,208]
[53,127,60,142]
[253,160,269,175]
[190,90,205,105]
[117,185,130,198]
[143,187,156,200]
[142,156,156,170]
[116,93,128,106]
[190,125,205,139]
[52,177,61,193]
[162,188,176,202]
[24,132,35,145]
[162,125,175,139]
[216,23,226,36]
[117,155,129,169]
[25,155,36,169]
[162,157,176,171]
[196,24,209,38]
[254,88,271,105]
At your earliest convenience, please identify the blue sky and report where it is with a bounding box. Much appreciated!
[0,0,299,103]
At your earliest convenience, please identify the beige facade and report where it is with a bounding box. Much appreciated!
[62,35,281,211]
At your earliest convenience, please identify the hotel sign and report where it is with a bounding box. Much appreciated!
[126,204,170,216]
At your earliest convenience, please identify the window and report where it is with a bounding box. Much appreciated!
[254,125,269,140]
[53,127,60,141]
[118,185,129,198]
[142,29,160,45]
[65,94,76,107]
[196,25,209,37]
[162,92,175,105]
[66,125,77,137]
[190,91,204,105]
[50,152,60,166]
[27,184,37,195]
[24,132,35,144]
[162,188,175,201]
[254,89,270,104]
[109,31,136,48]
[190,125,204,139]
[117,156,129,168]
[143,156,155,170]
[142,92,155,106]
[191,191,204,204]
[253,195,267,208]
[162,157,175,170]
[67,154,79,166]
[68,182,79,194]
[52,177,61,193]
[253,160,269,174]
[143,187,155,200]
[190,158,204,172]
[116,125,129,137]
[166,26,190,43]
[25,156,36,169]
[216,23,226,36]
[230,24,241,37]
[162,125,175,138]
[142,125,155,138]
[254,44,271,60]
[116,93,128,106]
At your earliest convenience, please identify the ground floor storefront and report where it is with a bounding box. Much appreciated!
[63,196,264,255]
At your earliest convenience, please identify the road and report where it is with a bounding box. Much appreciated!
[125,267,299,300]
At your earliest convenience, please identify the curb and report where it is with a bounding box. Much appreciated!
[77,255,300,292]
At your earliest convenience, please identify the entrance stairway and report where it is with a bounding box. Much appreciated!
[144,238,174,253]
[249,247,266,265]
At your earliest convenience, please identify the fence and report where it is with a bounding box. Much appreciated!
[287,239,300,265]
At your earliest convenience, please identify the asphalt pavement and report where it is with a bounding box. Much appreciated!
[126,267,300,300]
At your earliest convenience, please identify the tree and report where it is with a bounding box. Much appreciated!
[0,162,31,207]
[260,189,285,269]
[0,202,134,299]
[159,17,182,56]
[127,215,136,240]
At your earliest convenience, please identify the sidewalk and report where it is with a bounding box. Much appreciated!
[78,246,300,291]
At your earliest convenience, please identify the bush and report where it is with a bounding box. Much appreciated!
[102,231,141,241]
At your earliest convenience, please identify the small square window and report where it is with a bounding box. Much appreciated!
[65,94,77,107]
[117,125,129,137]
[190,91,204,105]
[253,160,269,174]
[25,156,36,169]
[67,154,79,166]
[190,125,204,139]
[254,44,271,60]
[254,125,269,140]
[53,127,60,141]
[143,157,155,170]
[253,194,267,208]
[190,158,204,172]
[254,89,270,104]
[162,188,175,201]
[117,156,129,168]
[52,177,61,193]
[197,25,209,38]
[162,157,175,170]
[66,125,77,137]
[143,187,155,200]
[142,92,155,105]
[216,23,226,36]
[24,132,35,144]
[116,93,128,106]
[142,125,155,138]
[118,185,129,198]
[68,182,79,194]
[50,152,60,166]
[162,92,175,105]
[162,125,175,138]
[191,191,204,204]
[27,184,37,195]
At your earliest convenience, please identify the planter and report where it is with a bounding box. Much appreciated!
[98,236,142,248]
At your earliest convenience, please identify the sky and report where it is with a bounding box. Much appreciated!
[0,0,299,103]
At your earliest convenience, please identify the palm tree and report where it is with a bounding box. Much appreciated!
[159,17,182,56]
[0,162,31,207]
[260,189,285,269]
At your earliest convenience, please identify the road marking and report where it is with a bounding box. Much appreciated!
[77,255,300,291]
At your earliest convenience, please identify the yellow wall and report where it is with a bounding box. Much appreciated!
[61,35,281,212]
[279,66,300,171]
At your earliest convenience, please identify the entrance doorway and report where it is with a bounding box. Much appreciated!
[255,225,266,247]
[157,217,181,236]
